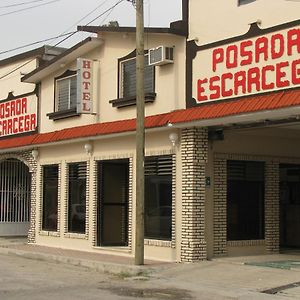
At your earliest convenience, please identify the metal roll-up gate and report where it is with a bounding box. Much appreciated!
[0,159,31,236]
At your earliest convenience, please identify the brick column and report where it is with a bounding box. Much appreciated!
[265,161,280,253]
[213,157,227,256]
[181,127,208,262]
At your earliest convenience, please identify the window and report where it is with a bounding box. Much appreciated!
[238,0,256,5]
[145,155,172,240]
[227,160,265,241]
[121,55,154,98]
[56,75,77,111]
[68,162,87,234]
[42,165,59,231]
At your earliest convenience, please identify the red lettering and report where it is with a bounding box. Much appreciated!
[287,28,300,56]
[21,98,27,114]
[221,73,233,97]
[30,114,37,131]
[2,120,6,135]
[19,116,24,133]
[82,82,91,90]
[234,71,247,95]
[82,102,91,112]
[292,59,300,85]
[5,102,10,118]
[271,33,284,59]
[247,67,261,93]
[82,92,90,101]
[240,40,253,66]
[276,61,290,88]
[255,37,268,63]
[212,48,224,72]
[262,65,275,90]
[82,71,91,80]
[226,45,238,69]
[7,119,12,135]
[82,60,92,69]
[197,78,208,101]
[209,76,221,100]
[13,118,18,134]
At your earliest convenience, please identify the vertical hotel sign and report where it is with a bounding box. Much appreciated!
[0,94,37,138]
[77,58,94,114]
[189,22,300,106]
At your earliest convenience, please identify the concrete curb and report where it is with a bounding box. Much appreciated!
[0,246,156,276]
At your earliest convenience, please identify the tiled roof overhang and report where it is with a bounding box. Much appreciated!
[1,88,300,152]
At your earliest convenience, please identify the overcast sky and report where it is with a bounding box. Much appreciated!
[0,0,182,60]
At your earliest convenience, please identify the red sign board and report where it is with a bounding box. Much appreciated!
[0,95,37,138]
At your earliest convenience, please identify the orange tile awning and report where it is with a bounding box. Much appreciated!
[1,88,300,151]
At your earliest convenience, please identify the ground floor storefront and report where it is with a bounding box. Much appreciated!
[0,122,299,262]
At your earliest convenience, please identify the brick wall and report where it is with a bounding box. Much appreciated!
[0,151,37,243]
[181,127,208,262]
[213,153,283,256]
[213,157,227,256]
[265,161,280,253]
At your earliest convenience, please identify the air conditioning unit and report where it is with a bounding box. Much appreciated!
[148,46,174,66]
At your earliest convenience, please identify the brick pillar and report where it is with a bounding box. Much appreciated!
[181,127,208,262]
[265,161,280,253]
[213,157,227,256]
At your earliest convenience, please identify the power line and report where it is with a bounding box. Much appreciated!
[0,0,126,81]
[0,32,75,56]
[0,0,51,9]
[0,0,61,17]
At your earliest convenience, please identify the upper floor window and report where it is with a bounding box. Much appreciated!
[56,74,77,111]
[238,0,256,5]
[110,52,156,108]
[121,55,154,98]
[47,70,80,120]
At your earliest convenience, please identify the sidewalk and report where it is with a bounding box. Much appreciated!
[0,237,169,276]
[0,237,300,299]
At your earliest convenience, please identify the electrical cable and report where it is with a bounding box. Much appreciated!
[0,0,52,9]
[0,32,75,56]
[0,0,61,17]
[0,0,126,80]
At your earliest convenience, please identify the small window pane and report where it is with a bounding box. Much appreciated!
[56,75,77,111]
[42,165,58,231]
[145,155,172,240]
[68,162,87,234]
[238,0,256,5]
[122,56,154,98]
[227,160,265,241]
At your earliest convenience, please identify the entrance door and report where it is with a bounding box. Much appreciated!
[97,159,129,246]
[0,159,31,236]
[280,164,300,249]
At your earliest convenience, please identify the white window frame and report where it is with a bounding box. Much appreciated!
[55,74,77,112]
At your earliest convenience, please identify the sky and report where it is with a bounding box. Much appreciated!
[0,0,182,60]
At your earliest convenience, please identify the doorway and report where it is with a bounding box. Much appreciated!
[280,164,300,250]
[0,159,31,236]
[97,159,129,246]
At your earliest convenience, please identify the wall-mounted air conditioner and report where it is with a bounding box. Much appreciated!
[148,46,174,66]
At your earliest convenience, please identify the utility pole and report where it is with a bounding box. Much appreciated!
[135,0,145,265]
